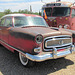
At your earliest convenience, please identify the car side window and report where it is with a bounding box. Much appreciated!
[14,17,28,27]
[0,18,5,26]
[4,17,12,27]
[72,9,75,17]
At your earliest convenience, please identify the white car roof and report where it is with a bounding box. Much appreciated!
[2,14,25,18]
[1,14,42,19]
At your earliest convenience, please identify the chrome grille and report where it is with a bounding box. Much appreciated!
[46,38,71,47]
[44,35,72,51]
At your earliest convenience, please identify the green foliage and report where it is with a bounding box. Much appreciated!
[4,9,12,14]
[39,11,41,16]
[0,9,40,18]
[0,12,5,18]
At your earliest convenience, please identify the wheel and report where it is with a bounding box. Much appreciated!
[19,52,34,67]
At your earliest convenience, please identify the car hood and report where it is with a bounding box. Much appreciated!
[10,27,72,37]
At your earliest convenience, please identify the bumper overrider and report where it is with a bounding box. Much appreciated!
[25,45,75,62]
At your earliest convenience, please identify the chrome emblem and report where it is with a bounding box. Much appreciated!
[59,40,63,45]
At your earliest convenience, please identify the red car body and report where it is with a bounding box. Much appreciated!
[0,14,75,67]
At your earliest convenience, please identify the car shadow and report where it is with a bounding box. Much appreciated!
[0,46,74,75]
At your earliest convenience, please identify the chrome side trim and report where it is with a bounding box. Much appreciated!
[0,40,26,55]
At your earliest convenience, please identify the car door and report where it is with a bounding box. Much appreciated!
[1,17,12,44]
[0,18,5,41]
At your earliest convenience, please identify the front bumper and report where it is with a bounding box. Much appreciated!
[26,45,75,62]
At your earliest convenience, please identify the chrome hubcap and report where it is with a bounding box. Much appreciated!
[19,53,28,66]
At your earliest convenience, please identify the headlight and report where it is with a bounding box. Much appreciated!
[36,35,43,44]
[59,25,62,28]
[64,24,70,29]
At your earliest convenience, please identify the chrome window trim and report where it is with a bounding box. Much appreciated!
[0,40,26,55]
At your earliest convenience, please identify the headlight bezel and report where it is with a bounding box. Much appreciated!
[59,25,63,28]
[58,24,70,29]
[64,24,70,29]
[35,34,43,44]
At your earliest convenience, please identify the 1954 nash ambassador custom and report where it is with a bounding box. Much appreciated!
[0,14,75,67]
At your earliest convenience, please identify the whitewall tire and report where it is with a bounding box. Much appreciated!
[19,53,34,67]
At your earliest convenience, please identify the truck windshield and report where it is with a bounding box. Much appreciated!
[45,7,70,17]
[52,7,70,16]
[14,16,48,27]
[45,8,52,16]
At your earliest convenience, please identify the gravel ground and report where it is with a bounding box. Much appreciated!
[0,45,75,75]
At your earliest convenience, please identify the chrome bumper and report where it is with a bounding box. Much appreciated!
[25,45,75,62]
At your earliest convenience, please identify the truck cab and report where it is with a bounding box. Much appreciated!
[41,1,75,43]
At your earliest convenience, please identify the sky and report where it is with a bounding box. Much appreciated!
[0,0,75,12]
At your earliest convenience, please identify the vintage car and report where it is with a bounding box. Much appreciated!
[0,14,75,67]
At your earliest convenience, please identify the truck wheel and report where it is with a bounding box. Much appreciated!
[19,53,34,67]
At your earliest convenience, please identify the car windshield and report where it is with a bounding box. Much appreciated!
[52,7,70,16]
[14,16,48,27]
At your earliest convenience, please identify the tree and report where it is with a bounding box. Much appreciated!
[39,11,41,16]
[0,12,5,18]
[4,9,12,14]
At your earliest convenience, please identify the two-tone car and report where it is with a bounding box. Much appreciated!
[0,14,75,67]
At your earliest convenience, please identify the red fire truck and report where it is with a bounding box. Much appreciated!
[41,1,75,44]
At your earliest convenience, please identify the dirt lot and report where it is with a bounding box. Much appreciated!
[0,45,75,75]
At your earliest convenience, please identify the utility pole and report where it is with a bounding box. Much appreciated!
[30,5,32,12]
